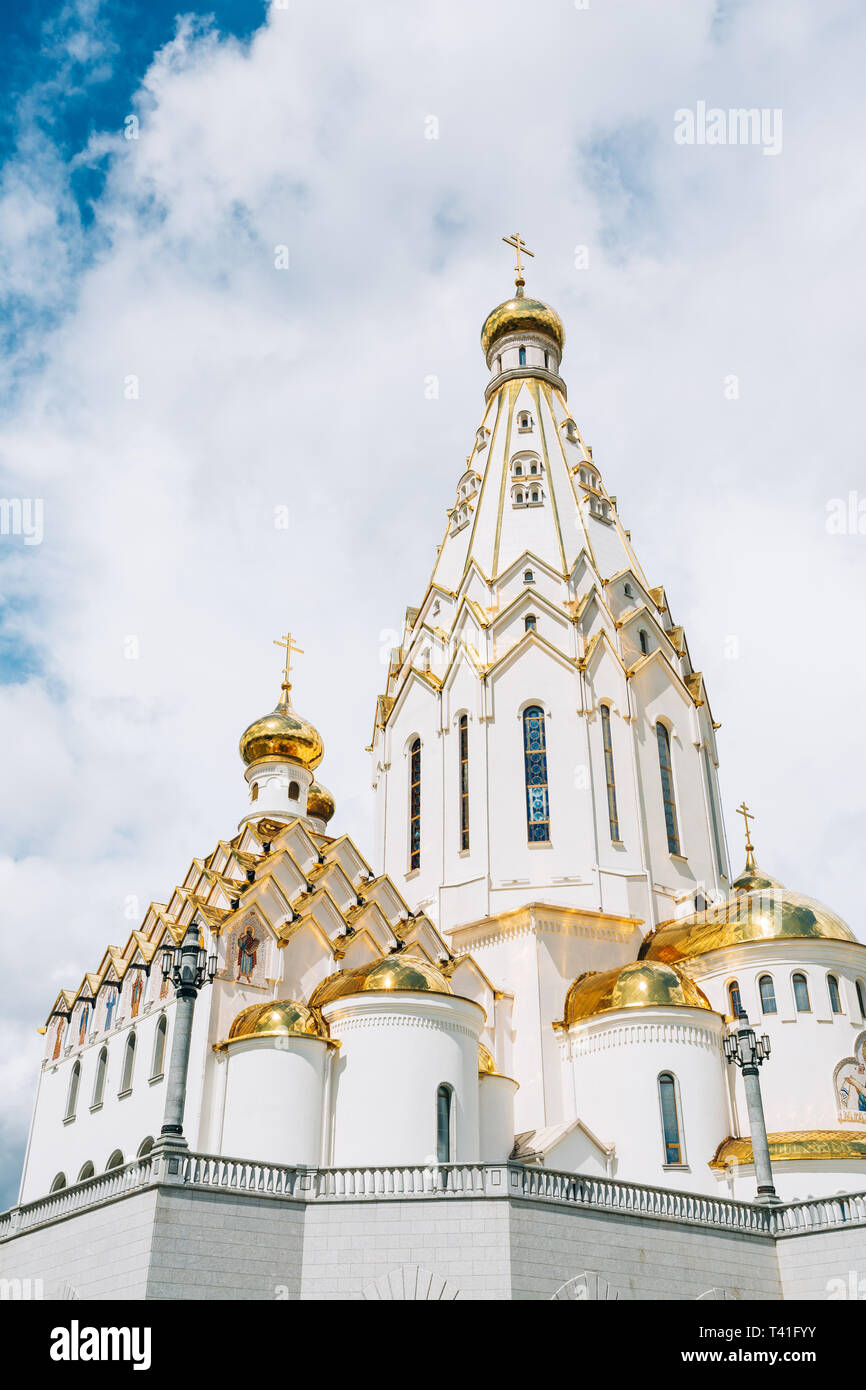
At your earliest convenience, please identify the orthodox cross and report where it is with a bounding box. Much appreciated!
[274,631,304,690]
[502,232,534,283]
[736,800,755,850]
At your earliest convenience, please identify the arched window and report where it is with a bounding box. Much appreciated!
[793,973,811,1013]
[857,980,866,1019]
[524,614,537,633]
[828,974,843,1014]
[524,569,534,583]
[458,715,469,852]
[531,488,539,502]
[151,1015,167,1079]
[515,489,524,505]
[529,461,538,474]
[106,1150,124,1171]
[639,629,649,655]
[523,705,551,843]
[288,780,299,801]
[624,582,632,598]
[759,974,777,1013]
[65,1061,80,1121]
[50,1173,67,1193]
[77,1161,94,1182]
[137,1136,155,1158]
[92,1046,108,1108]
[514,463,523,475]
[658,1073,683,1165]
[436,1084,453,1163]
[600,704,620,841]
[544,350,549,369]
[518,346,527,366]
[656,723,680,855]
[250,782,259,802]
[728,980,743,1017]
[409,738,421,870]
[120,1031,136,1094]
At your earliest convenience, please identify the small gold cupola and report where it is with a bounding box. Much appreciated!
[238,631,325,831]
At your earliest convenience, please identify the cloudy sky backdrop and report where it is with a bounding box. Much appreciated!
[1,0,864,1204]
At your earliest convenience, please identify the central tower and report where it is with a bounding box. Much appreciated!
[370,243,730,950]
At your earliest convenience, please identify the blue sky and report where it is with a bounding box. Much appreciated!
[1,0,865,1208]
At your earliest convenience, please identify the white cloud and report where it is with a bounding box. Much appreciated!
[1,0,865,1199]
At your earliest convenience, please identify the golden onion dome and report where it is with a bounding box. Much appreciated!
[561,960,712,1027]
[480,288,565,359]
[226,998,327,1044]
[310,956,453,1008]
[640,884,857,965]
[478,1043,500,1075]
[306,780,335,825]
[239,684,324,769]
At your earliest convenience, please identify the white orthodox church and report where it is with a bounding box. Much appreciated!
[3,248,866,1301]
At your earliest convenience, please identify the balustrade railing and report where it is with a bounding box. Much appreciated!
[4,1150,866,1241]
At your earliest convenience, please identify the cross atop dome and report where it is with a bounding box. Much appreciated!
[273,630,304,694]
[501,231,534,295]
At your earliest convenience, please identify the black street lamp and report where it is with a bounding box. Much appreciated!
[157,921,217,1150]
[724,1010,780,1204]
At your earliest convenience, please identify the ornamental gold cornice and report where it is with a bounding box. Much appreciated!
[711,1131,866,1169]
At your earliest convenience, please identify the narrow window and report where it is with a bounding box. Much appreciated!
[624,583,632,597]
[518,346,527,366]
[496,355,501,373]
[759,974,777,1014]
[250,782,259,802]
[120,1031,136,1093]
[728,980,743,1017]
[65,1062,80,1121]
[409,737,421,870]
[656,723,681,855]
[515,463,523,475]
[828,974,842,1014]
[515,490,524,505]
[92,1047,108,1107]
[531,489,539,502]
[151,1015,167,1079]
[600,704,620,841]
[436,1084,452,1163]
[857,980,866,1019]
[703,746,726,879]
[544,351,549,369]
[658,1073,683,1164]
[523,705,550,843]
[793,972,811,1013]
[639,629,649,655]
[530,461,538,474]
[524,614,537,633]
[288,780,299,801]
[458,715,469,852]
[50,1173,67,1193]
[524,569,534,583]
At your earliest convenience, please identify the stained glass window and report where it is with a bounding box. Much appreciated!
[458,715,469,852]
[409,737,421,870]
[759,974,777,1013]
[658,1073,682,1164]
[656,723,680,855]
[600,704,620,841]
[523,705,550,842]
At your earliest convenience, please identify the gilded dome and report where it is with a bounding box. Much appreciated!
[478,1043,497,1075]
[226,998,327,1043]
[640,885,857,966]
[306,780,335,825]
[480,290,565,359]
[240,685,324,769]
[310,956,453,1008]
[561,960,712,1026]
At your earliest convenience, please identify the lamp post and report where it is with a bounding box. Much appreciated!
[157,921,217,1150]
[723,1010,780,1204]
